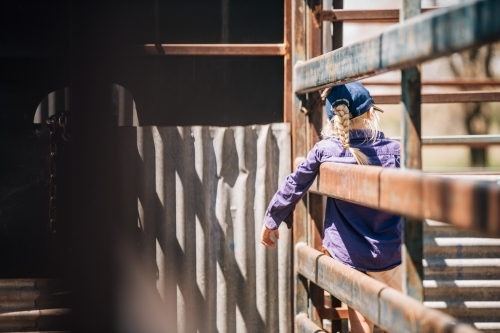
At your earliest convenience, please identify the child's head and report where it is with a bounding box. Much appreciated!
[321,82,384,165]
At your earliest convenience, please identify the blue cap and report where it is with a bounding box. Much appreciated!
[325,82,382,120]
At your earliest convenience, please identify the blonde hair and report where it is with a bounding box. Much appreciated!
[321,104,380,165]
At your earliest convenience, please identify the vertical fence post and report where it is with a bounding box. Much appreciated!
[400,0,424,302]
[284,1,295,332]
[284,0,293,124]
[327,2,345,331]
[307,0,325,327]
[292,0,309,330]
[322,0,332,53]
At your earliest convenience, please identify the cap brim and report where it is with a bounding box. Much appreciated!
[372,105,385,113]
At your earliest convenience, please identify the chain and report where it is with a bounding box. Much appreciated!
[46,112,70,233]
[58,113,71,142]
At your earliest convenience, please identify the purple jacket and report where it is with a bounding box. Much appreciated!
[264,130,402,272]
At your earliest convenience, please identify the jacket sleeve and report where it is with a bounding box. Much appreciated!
[263,144,323,230]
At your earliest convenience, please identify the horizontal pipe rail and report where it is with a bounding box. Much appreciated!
[294,0,500,93]
[308,162,500,235]
[320,7,439,23]
[373,91,500,104]
[0,308,71,331]
[0,279,64,291]
[0,295,71,314]
[427,171,500,177]
[295,313,326,332]
[135,44,287,56]
[295,243,480,333]
[361,78,500,86]
[389,134,500,147]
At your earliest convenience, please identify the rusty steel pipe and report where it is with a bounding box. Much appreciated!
[0,308,71,332]
[389,134,500,147]
[135,44,287,56]
[295,313,326,332]
[320,7,440,23]
[0,279,71,314]
[361,78,500,86]
[373,91,500,104]
[0,279,63,290]
[296,243,384,324]
[295,243,480,333]
[0,289,70,302]
[309,162,500,235]
[294,0,500,94]
[0,294,71,314]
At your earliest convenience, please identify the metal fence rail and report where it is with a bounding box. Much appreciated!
[336,133,500,150]
[290,0,500,331]
[294,0,500,93]
[308,162,500,235]
[295,244,480,333]
[135,44,287,56]
[362,78,500,86]
[393,134,500,147]
[318,7,440,23]
[295,313,325,333]
[372,91,500,104]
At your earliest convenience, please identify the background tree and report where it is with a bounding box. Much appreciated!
[448,45,496,167]
[431,0,499,167]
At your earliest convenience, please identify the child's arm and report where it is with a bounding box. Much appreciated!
[261,144,323,247]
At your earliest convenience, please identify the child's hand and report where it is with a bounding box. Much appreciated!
[260,224,279,248]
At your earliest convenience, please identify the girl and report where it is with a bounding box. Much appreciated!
[260,82,402,333]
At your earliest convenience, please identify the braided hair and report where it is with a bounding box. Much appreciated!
[321,104,380,165]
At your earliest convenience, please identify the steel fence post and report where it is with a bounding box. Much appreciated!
[401,0,424,302]
[292,0,309,330]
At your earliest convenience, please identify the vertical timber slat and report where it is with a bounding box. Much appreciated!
[400,0,424,302]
